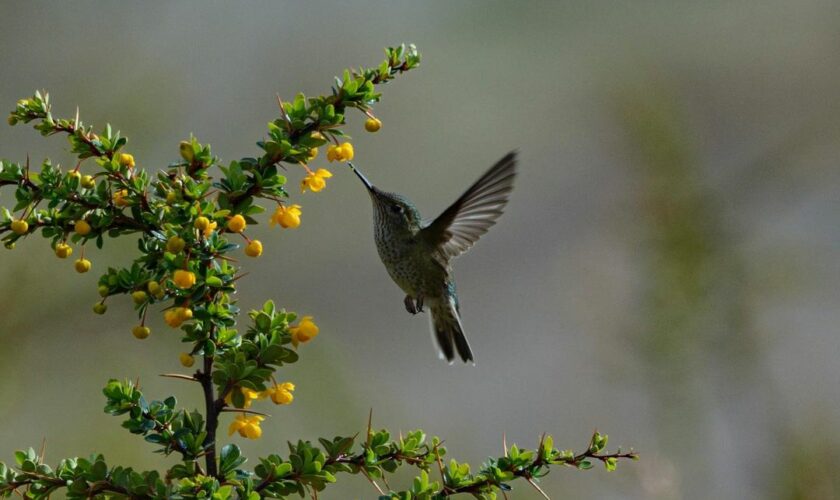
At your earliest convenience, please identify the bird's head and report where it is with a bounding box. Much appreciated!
[348,162,422,229]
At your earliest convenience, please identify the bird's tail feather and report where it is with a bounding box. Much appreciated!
[429,297,474,364]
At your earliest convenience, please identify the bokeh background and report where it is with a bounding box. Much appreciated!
[2,1,839,498]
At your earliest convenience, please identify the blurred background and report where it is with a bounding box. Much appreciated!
[1,1,839,498]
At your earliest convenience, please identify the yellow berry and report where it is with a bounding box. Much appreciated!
[55,243,73,259]
[194,216,210,231]
[179,141,194,162]
[74,258,91,273]
[244,240,263,257]
[81,175,96,189]
[226,214,247,233]
[98,285,110,297]
[179,352,195,367]
[74,220,92,236]
[68,170,81,180]
[166,236,186,253]
[166,191,178,204]
[132,290,148,304]
[173,269,196,289]
[364,117,382,132]
[93,303,108,315]
[10,219,28,235]
[132,326,151,339]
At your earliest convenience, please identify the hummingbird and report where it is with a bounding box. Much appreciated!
[348,151,517,363]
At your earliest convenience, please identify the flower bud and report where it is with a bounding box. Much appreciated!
[55,243,73,259]
[179,352,195,367]
[226,214,247,233]
[179,141,194,162]
[364,117,382,132]
[132,326,151,339]
[74,258,91,273]
[74,220,92,236]
[166,236,186,253]
[10,220,28,235]
[245,240,263,257]
[132,290,148,304]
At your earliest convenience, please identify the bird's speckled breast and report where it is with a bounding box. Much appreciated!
[373,224,447,298]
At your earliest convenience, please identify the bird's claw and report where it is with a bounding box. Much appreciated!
[403,294,425,314]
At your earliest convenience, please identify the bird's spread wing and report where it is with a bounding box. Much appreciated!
[420,151,517,259]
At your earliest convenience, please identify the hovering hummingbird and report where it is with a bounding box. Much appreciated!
[348,152,517,363]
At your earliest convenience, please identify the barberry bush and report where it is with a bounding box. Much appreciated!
[0,45,636,499]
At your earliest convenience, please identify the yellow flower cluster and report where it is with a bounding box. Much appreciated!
[118,153,135,169]
[264,382,295,405]
[270,204,302,229]
[228,414,264,440]
[290,316,319,347]
[164,307,193,328]
[113,189,130,207]
[300,169,333,193]
[326,142,354,162]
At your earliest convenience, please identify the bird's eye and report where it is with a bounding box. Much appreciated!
[390,204,404,214]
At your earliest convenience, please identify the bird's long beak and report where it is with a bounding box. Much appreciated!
[347,162,374,191]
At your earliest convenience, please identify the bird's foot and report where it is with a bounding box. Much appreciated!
[404,295,418,314]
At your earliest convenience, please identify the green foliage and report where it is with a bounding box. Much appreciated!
[0,44,636,498]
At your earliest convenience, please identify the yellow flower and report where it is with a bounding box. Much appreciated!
[300,168,333,193]
[179,352,194,367]
[270,204,302,229]
[164,307,193,328]
[166,236,186,253]
[132,326,151,339]
[55,243,73,259]
[226,214,247,233]
[194,216,210,231]
[224,387,263,409]
[264,382,295,405]
[365,117,382,132]
[228,413,264,440]
[10,219,28,235]
[113,189,130,207]
[289,316,319,347]
[74,220,91,236]
[307,147,319,160]
[173,270,196,289]
[245,240,263,257]
[74,258,91,273]
[119,153,135,169]
[326,142,354,162]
